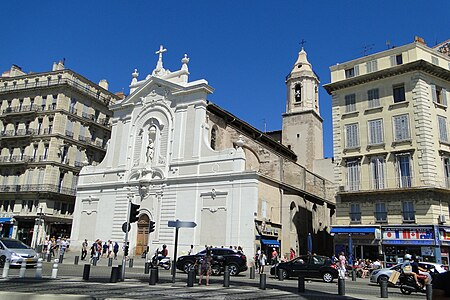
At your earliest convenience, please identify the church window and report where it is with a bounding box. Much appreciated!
[210,128,217,150]
[294,84,302,102]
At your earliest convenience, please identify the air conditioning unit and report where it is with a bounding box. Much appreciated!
[438,214,446,224]
[338,185,347,192]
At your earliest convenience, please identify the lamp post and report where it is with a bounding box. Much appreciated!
[34,207,43,251]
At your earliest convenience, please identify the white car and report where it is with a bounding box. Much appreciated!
[370,262,448,284]
[0,238,38,267]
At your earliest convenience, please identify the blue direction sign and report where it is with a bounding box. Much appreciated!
[167,219,197,228]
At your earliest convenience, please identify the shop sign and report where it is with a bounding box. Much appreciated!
[382,227,434,242]
[439,228,450,244]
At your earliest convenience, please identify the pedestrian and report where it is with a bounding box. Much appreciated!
[113,242,119,259]
[102,242,108,257]
[254,247,261,270]
[271,248,278,264]
[187,245,194,255]
[81,239,88,260]
[196,248,212,285]
[289,248,296,261]
[258,251,267,274]
[60,238,68,256]
[338,252,347,279]
[108,241,113,258]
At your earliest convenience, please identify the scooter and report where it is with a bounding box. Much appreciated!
[151,253,171,270]
[399,268,439,295]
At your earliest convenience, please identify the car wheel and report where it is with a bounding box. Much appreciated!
[0,256,5,268]
[211,264,221,276]
[227,263,239,276]
[378,275,389,284]
[182,262,194,273]
[322,272,333,283]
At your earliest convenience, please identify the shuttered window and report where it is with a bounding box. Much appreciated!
[368,119,383,145]
[396,154,412,188]
[345,123,359,148]
[368,88,380,108]
[366,60,378,73]
[345,94,356,112]
[438,115,448,142]
[347,159,360,191]
[393,114,410,141]
[370,156,385,189]
[350,203,361,223]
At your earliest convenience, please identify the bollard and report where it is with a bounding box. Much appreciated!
[35,258,43,279]
[223,269,230,287]
[82,264,90,281]
[74,256,79,265]
[47,253,52,262]
[110,266,119,283]
[187,269,195,287]
[129,258,134,268]
[352,269,356,281]
[144,261,150,274]
[1,258,10,278]
[59,254,64,264]
[338,278,345,296]
[92,256,97,266]
[19,259,27,278]
[155,267,159,283]
[298,276,305,293]
[149,268,157,285]
[51,258,59,279]
[380,279,388,298]
[259,273,266,290]
[108,257,113,267]
[249,266,255,279]
[426,283,432,300]
[278,268,284,281]
[117,265,123,282]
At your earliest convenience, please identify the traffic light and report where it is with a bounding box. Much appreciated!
[149,221,156,233]
[124,245,129,257]
[129,203,140,223]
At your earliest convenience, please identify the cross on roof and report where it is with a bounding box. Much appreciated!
[299,39,307,49]
[156,45,167,61]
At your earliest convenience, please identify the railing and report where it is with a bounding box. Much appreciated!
[65,130,73,138]
[0,155,33,163]
[0,129,37,137]
[374,212,388,223]
[341,175,450,192]
[2,105,38,114]
[0,76,113,105]
[0,184,76,196]
[349,212,361,223]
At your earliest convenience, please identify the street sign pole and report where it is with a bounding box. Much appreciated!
[171,227,179,283]
[121,197,131,281]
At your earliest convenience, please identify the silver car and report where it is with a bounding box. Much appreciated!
[370,262,447,284]
[0,238,38,267]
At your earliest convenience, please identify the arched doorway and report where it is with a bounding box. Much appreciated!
[136,214,149,256]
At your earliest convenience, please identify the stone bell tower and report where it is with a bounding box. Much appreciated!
[282,47,323,171]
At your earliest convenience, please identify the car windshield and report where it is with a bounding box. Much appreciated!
[1,239,30,249]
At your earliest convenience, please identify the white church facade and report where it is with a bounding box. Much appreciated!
[70,46,335,259]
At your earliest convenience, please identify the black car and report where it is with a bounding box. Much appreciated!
[270,255,338,283]
[176,248,248,276]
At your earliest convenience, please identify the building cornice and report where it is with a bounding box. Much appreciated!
[324,60,450,94]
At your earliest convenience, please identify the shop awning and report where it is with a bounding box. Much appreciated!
[260,239,281,247]
[331,227,377,234]
[0,218,14,224]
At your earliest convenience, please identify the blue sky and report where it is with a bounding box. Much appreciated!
[1,1,449,158]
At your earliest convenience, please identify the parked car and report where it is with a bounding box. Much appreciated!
[176,247,247,276]
[370,262,447,285]
[0,238,38,268]
[270,255,338,283]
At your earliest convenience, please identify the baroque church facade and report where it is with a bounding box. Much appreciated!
[70,46,335,259]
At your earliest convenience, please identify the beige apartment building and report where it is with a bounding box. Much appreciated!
[0,62,119,248]
[324,37,450,266]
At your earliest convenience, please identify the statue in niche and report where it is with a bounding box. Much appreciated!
[146,138,154,163]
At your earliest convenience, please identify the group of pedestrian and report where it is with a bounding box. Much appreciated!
[82,239,120,262]
[43,236,70,258]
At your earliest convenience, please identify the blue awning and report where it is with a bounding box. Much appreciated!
[260,239,281,247]
[331,227,377,234]
[0,218,14,224]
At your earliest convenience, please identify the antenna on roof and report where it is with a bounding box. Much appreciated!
[362,44,375,56]
[262,118,267,133]
[386,40,391,49]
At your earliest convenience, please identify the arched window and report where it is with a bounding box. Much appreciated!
[295,84,302,103]
[210,128,217,150]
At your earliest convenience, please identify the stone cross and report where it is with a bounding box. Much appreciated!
[156,45,167,61]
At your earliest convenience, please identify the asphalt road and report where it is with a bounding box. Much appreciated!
[0,253,427,300]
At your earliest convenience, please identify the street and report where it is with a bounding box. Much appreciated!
[0,252,428,300]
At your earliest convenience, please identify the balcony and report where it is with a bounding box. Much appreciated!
[65,130,74,138]
[0,184,76,196]
[349,212,362,224]
[0,128,37,138]
[0,76,113,105]
[0,155,33,164]
[1,105,38,116]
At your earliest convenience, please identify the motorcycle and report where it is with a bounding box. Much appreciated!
[151,253,171,270]
[399,267,438,295]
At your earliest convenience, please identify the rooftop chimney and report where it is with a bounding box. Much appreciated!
[115,92,126,100]
[99,79,109,90]
[414,36,426,45]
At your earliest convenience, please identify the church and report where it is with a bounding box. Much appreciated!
[70,45,335,259]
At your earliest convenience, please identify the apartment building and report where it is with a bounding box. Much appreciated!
[324,37,450,265]
[0,62,119,247]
